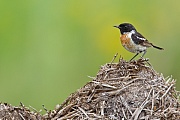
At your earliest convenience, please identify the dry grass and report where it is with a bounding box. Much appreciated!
[0,102,43,120]
[0,58,180,120]
[49,58,180,120]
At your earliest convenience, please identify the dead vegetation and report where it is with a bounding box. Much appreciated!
[0,58,180,120]
[48,58,180,120]
[0,102,43,120]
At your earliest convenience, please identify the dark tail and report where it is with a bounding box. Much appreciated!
[152,44,164,50]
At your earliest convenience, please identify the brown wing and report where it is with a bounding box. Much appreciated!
[131,32,152,47]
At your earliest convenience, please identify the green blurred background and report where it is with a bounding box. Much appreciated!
[0,0,180,111]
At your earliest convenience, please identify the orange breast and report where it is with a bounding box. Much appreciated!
[120,34,134,51]
[120,34,130,45]
[120,34,147,53]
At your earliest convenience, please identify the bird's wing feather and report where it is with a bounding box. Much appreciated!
[131,32,152,47]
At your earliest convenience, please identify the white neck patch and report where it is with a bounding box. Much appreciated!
[126,30,136,38]
[130,30,136,34]
[123,30,135,34]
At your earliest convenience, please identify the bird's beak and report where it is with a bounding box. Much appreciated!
[113,25,119,28]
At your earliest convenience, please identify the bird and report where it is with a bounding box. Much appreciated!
[114,23,164,61]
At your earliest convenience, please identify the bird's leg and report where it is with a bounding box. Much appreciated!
[140,50,147,60]
[130,53,139,61]
[142,50,147,58]
[140,50,152,67]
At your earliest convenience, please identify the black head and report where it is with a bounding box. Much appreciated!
[114,23,136,34]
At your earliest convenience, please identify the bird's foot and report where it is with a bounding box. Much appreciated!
[139,57,149,61]
[138,57,152,67]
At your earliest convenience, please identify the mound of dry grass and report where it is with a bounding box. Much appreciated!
[50,58,180,120]
[1,58,180,120]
